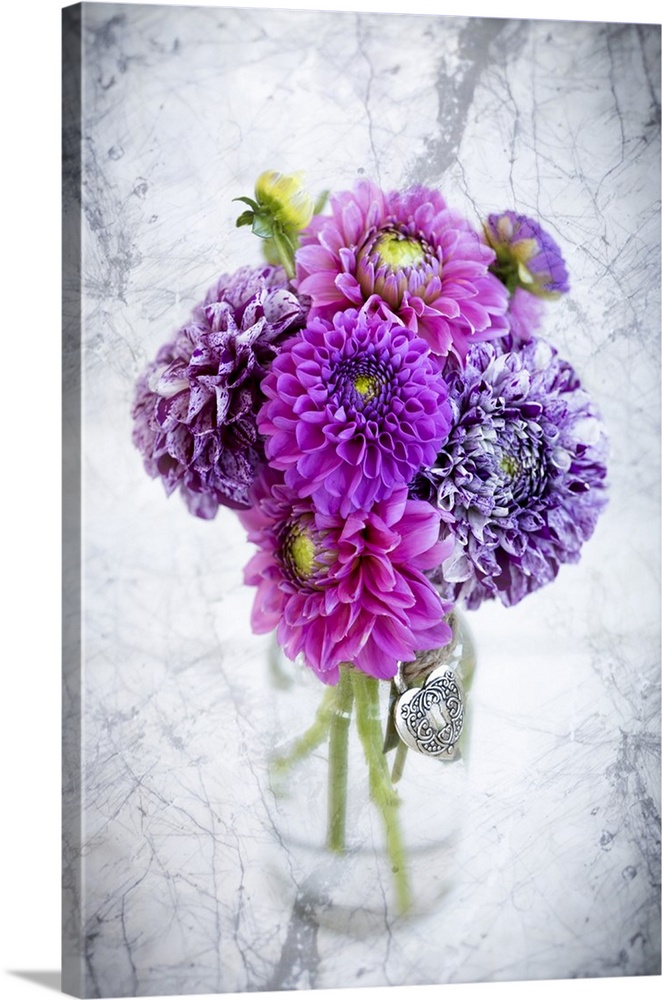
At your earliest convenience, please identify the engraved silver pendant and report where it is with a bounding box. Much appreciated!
[393,666,465,760]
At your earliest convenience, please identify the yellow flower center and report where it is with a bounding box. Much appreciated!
[500,454,520,478]
[353,373,378,398]
[289,530,317,579]
[373,231,425,270]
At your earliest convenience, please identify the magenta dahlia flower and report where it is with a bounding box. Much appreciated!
[484,211,570,299]
[131,265,308,517]
[295,179,510,365]
[258,305,452,517]
[416,338,608,609]
[239,469,453,685]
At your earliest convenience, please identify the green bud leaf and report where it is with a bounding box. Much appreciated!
[235,210,255,229]
[251,212,275,239]
[232,195,260,211]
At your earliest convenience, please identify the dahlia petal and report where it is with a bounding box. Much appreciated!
[337,567,363,604]
[297,244,338,273]
[337,436,367,466]
[297,448,342,482]
[411,616,453,651]
[265,429,299,464]
[297,272,344,304]
[295,419,328,453]
[352,637,398,680]
[361,552,398,593]
[335,272,365,305]
[183,490,218,520]
[341,199,367,246]
[403,575,446,626]
[370,615,417,663]
[392,507,443,563]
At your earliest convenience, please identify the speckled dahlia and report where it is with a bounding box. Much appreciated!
[131,265,308,517]
[258,305,452,517]
[484,211,570,299]
[295,180,510,365]
[239,468,453,684]
[416,339,607,609]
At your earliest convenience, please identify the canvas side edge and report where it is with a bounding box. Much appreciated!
[62,3,84,997]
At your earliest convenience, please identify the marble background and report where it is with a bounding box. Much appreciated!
[62,3,661,997]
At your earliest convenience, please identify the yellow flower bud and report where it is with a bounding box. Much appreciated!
[255,170,314,233]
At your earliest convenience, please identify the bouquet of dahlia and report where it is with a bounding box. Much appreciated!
[132,171,607,911]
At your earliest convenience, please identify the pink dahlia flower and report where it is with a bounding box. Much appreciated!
[295,179,510,365]
[239,469,453,685]
[258,305,452,517]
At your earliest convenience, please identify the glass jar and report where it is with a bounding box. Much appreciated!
[264,611,477,934]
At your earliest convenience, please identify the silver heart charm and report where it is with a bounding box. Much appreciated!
[394,666,465,759]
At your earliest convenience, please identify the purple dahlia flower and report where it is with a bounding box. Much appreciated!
[131,265,308,517]
[295,180,510,366]
[484,211,570,299]
[417,339,607,609]
[258,305,452,517]
[239,469,453,685]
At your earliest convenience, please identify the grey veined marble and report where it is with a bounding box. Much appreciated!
[62,3,661,997]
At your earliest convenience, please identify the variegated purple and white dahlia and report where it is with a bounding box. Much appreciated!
[417,338,608,609]
[132,265,308,517]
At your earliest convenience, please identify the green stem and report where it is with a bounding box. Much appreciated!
[271,686,336,776]
[391,742,408,785]
[270,226,296,280]
[351,670,411,915]
[326,665,354,853]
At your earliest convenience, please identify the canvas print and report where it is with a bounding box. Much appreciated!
[62,3,661,997]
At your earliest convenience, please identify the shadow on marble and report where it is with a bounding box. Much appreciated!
[9,971,62,993]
